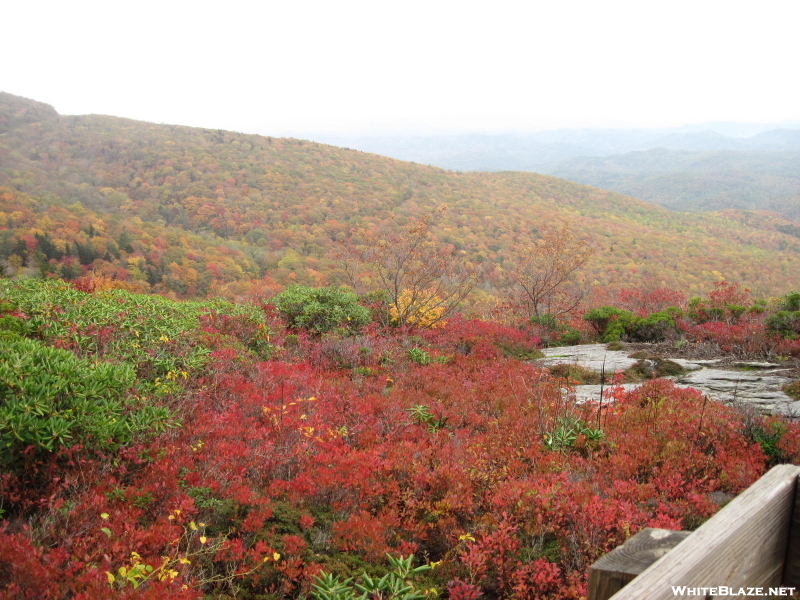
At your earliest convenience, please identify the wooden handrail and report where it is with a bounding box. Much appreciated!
[588,464,800,600]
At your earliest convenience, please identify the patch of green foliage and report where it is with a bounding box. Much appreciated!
[653,358,686,377]
[530,314,581,346]
[779,291,800,312]
[406,347,449,366]
[747,421,789,467]
[766,308,800,338]
[0,302,27,336]
[273,285,371,334]
[0,279,272,380]
[310,554,434,600]
[543,416,604,453]
[559,328,582,345]
[0,335,174,469]
[406,347,431,365]
[626,308,683,342]
[767,291,800,338]
[354,366,378,377]
[783,381,800,400]
[584,306,631,337]
[623,357,686,382]
[407,404,448,433]
[585,306,682,343]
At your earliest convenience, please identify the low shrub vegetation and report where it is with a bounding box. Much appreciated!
[1,279,799,599]
[273,285,371,334]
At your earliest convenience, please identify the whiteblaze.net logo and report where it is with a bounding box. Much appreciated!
[671,587,797,597]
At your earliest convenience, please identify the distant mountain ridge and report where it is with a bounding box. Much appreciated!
[310,126,800,218]
[541,148,800,218]
[310,125,800,169]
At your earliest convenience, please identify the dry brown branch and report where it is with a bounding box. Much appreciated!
[340,209,480,328]
[505,225,594,319]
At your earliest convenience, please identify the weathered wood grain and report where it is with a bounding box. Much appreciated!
[588,528,691,600]
[785,469,800,587]
[608,464,800,600]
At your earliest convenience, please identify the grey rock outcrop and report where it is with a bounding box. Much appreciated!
[537,345,799,416]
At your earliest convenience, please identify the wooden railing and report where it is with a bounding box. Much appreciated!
[588,464,800,600]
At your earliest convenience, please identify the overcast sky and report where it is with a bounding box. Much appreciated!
[5,0,800,136]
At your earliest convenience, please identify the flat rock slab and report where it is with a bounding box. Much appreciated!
[537,345,798,416]
[675,369,799,415]
[539,345,703,373]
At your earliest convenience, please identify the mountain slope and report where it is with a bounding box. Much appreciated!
[1,92,800,300]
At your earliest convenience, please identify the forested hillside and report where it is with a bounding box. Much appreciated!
[2,92,800,303]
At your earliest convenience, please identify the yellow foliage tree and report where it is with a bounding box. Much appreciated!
[389,289,447,329]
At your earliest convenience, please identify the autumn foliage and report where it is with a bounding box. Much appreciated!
[2,94,800,599]
[1,279,798,599]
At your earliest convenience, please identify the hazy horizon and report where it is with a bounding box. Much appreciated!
[6,0,800,139]
[6,90,800,142]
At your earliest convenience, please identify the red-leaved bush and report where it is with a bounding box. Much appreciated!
[2,294,797,599]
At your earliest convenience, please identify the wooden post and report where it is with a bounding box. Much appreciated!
[588,528,690,600]
[785,470,800,587]
[608,464,800,600]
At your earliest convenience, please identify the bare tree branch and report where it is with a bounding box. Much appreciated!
[504,226,594,319]
[340,210,480,328]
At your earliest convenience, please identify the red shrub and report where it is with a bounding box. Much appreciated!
[1,307,784,599]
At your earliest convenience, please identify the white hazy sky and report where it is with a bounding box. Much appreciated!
[5,0,800,136]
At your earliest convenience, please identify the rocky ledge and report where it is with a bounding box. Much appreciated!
[537,344,800,417]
